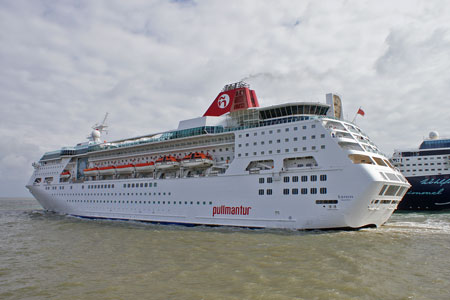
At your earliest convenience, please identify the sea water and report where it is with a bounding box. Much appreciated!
[0,198,449,300]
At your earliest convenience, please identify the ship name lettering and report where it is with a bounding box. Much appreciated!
[407,188,444,196]
[419,178,450,187]
[213,205,252,217]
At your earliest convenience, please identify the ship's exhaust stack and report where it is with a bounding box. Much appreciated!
[203,82,259,117]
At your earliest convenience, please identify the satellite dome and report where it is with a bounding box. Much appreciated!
[429,131,439,140]
[91,129,101,140]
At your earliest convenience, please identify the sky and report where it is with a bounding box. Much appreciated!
[1,0,450,197]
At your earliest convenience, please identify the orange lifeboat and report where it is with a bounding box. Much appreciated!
[181,152,214,168]
[135,161,155,172]
[83,167,99,177]
[60,171,71,179]
[155,155,180,170]
[98,165,116,175]
[115,164,135,174]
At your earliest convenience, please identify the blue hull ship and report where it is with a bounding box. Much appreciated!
[392,131,450,211]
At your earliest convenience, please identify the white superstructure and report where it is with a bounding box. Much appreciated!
[26,82,410,229]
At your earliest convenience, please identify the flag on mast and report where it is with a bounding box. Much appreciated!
[352,107,365,123]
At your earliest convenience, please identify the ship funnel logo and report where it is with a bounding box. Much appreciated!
[217,94,230,109]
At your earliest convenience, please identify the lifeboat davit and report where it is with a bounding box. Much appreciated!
[83,167,99,177]
[155,156,180,170]
[98,166,116,175]
[135,161,155,172]
[181,152,214,168]
[115,164,135,174]
[60,171,71,179]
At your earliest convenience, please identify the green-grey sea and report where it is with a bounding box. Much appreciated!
[1,197,449,300]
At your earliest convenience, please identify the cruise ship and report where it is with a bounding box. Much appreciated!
[26,82,410,229]
[392,131,450,210]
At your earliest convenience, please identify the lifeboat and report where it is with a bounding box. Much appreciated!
[135,161,155,172]
[155,155,180,170]
[115,164,135,174]
[83,167,99,177]
[60,171,71,179]
[98,166,116,175]
[181,152,214,168]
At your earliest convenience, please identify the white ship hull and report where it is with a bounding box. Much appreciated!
[27,160,407,229]
[27,83,410,230]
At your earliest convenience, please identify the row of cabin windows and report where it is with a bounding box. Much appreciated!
[123,182,157,188]
[53,192,171,197]
[258,187,327,195]
[88,184,115,189]
[259,175,326,184]
[399,162,449,167]
[68,199,212,205]
[402,168,448,172]
[238,125,317,138]
[238,145,325,157]
[238,134,325,148]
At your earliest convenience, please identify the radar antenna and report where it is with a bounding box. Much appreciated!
[93,112,109,134]
[87,113,109,143]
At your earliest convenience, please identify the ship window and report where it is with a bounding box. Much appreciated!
[303,126,307,129]
[292,176,299,182]
[301,176,308,182]
[277,150,281,153]
[277,139,281,143]
[303,136,306,140]
[321,134,325,138]
[301,188,307,194]
[311,175,317,181]
[154,183,157,187]
[310,188,317,194]
[294,137,298,141]
[312,146,316,150]
[378,185,388,195]
[292,188,299,195]
[277,129,281,133]
[311,135,316,139]
[303,147,307,151]
[283,176,290,182]
[320,188,327,194]
[259,189,264,195]
[285,128,289,132]
[266,189,272,195]
[384,185,400,196]
[283,188,290,195]
[145,183,148,187]
[127,184,131,188]
[267,177,273,183]
[140,183,143,187]
[254,132,257,136]
[269,130,273,134]
[348,154,375,165]
[259,178,265,184]
[320,174,327,181]
[294,127,298,131]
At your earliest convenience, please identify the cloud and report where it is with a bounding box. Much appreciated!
[1,0,450,196]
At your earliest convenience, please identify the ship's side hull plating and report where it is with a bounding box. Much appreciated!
[397,175,450,211]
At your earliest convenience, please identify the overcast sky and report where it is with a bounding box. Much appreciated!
[1,0,450,197]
